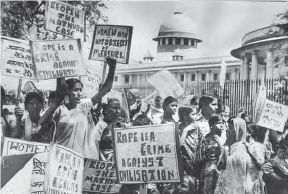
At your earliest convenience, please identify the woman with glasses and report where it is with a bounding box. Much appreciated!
[215,117,253,194]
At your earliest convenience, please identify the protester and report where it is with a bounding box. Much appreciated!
[262,134,288,194]
[146,95,164,125]
[199,115,225,194]
[161,96,178,124]
[46,57,116,158]
[215,118,253,194]
[183,95,199,112]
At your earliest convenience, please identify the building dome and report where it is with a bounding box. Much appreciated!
[153,12,202,54]
[153,12,202,43]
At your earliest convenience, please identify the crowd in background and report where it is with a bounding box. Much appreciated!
[1,58,288,194]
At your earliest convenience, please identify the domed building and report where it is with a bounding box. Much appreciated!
[113,12,241,97]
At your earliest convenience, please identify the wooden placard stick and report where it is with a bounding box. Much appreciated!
[16,79,23,107]
[139,184,147,194]
[102,61,108,84]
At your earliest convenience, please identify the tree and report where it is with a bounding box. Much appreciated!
[1,0,108,40]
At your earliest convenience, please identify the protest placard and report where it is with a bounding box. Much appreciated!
[253,85,266,122]
[113,123,182,184]
[148,70,184,98]
[24,81,40,94]
[2,137,50,156]
[30,39,86,80]
[83,159,122,193]
[29,152,48,194]
[81,67,102,98]
[44,1,85,39]
[44,144,84,194]
[256,99,288,132]
[89,25,133,64]
[1,36,35,79]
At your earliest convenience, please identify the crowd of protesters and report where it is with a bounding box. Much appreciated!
[1,58,288,194]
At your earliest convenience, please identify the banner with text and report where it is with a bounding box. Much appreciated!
[83,159,122,193]
[1,36,35,79]
[24,81,40,94]
[44,1,85,39]
[113,124,182,184]
[2,137,50,156]
[256,99,288,132]
[89,25,133,64]
[148,70,184,98]
[30,39,86,80]
[44,144,84,194]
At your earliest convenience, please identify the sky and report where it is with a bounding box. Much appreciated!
[1,0,288,90]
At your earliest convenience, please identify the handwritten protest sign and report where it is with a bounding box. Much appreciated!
[81,67,102,98]
[89,25,133,64]
[44,1,85,39]
[113,123,182,184]
[44,144,84,194]
[256,99,288,132]
[148,70,184,98]
[30,39,86,80]
[83,159,122,193]
[1,36,35,79]
[253,85,266,122]
[24,81,40,94]
[29,152,48,194]
[2,137,50,156]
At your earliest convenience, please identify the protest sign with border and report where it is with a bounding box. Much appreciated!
[44,1,85,39]
[1,137,50,156]
[1,36,35,79]
[83,159,122,193]
[256,99,288,132]
[44,144,84,194]
[24,81,40,94]
[30,39,86,80]
[89,25,133,64]
[148,70,184,98]
[112,123,183,184]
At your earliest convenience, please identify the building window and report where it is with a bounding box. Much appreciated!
[168,38,173,45]
[191,40,195,47]
[161,38,165,45]
[176,38,181,45]
[124,75,129,83]
[184,39,189,45]
[114,76,118,82]
[180,74,184,81]
[226,73,231,80]
[191,74,196,81]
[201,74,206,81]
[213,73,218,80]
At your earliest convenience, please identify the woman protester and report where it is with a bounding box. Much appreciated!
[199,115,225,194]
[46,57,116,158]
[262,134,288,194]
[146,95,164,125]
[161,96,178,124]
[183,95,199,112]
[215,118,253,194]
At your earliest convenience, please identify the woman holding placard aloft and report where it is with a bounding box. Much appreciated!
[45,57,117,159]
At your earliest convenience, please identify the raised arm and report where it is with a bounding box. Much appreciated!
[91,57,117,106]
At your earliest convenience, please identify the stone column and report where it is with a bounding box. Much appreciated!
[266,49,274,79]
[231,69,237,80]
[243,53,249,80]
[197,71,201,82]
[145,74,148,96]
[207,71,211,82]
[137,74,141,87]
[251,50,259,80]
[174,72,178,81]
[240,55,245,79]
[129,74,132,87]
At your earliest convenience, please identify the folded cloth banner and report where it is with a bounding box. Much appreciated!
[148,70,184,98]
[83,159,122,193]
[1,36,35,79]
[1,137,50,156]
[44,144,84,194]
[30,39,86,80]
[44,0,85,40]
[256,99,288,132]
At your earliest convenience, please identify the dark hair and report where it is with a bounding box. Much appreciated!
[208,115,223,127]
[24,92,44,107]
[216,101,225,113]
[199,94,216,109]
[190,96,199,104]
[107,98,120,105]
[178,106,195,122]
[163,96,178,110]
[1,86,5,96]
[65,78,83,92]
[49,91,56,100]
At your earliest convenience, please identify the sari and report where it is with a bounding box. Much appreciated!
[215,118,253,194]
